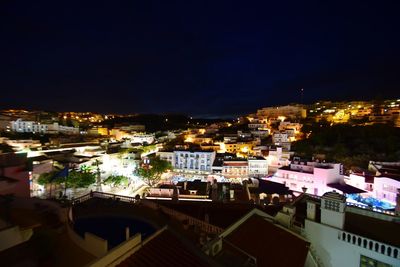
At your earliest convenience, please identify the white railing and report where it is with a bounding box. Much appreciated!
[338,230,400,259]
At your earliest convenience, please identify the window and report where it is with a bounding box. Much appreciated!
[359,255,392,267]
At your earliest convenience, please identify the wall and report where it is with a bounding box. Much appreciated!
[0,226,33,252]
[89,234,142,267]
[66,223,108,257]
[373,177,400,203]
[304,219,399,267]
[142,200,223,234]
[2,165,30,198]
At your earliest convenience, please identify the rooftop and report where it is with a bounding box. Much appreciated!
[117,229,211,267]
[150,200,254,229]
[327,183,366,194]
[223,214,310,267]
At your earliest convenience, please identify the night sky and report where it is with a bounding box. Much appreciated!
[1,1,399,117]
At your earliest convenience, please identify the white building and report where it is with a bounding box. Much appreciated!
[302,191,400,267]
[174,151,216,173]
[222,160,249,179]
[345,170,400,204]
[250,129,269,138]
[59,125,80,135]
[266,147,291,172]
[270,160,344,195]
[156,151,175,166]
[373,176,400,204]
[278,121,302,132]
[345,173,374,192]
[248,123,269,130]
[272,132,292,150]
[257,105,306,119]
[272,132,289,144]
[248,157,268,177]
[131,133,155,144]
[10,119,78,134]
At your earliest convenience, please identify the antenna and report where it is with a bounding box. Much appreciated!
[300,88,304,104]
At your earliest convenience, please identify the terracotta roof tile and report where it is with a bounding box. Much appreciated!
[117,230,210,267]
[225,215,310,267]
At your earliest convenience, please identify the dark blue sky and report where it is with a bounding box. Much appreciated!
[1,1,399,117]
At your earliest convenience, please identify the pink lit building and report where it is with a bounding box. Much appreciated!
[270,160,344,196]
[347,172,400,203]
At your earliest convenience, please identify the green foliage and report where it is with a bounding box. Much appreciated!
[0,143,14,153]
[80,165,90,172]
[142,144,156,154]
[292,124,400,170]
[67,170,96,188]
[37,171,64,185]
[137,156,172,186]
[103,175,129,187]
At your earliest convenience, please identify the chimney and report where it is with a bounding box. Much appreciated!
[125,227,130,241]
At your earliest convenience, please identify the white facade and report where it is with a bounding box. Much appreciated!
[131,133,155,144]
[11,119,78,134]
[174,151,216,173]
[248,123,269,130]
[373,177,400,204]
[346,173,400,204]
[222,161,249,178]
[346,173,374,192]
[250,130,269,138]
[270,161,343,195]
[156,151,175,166]
[272,132,289,144]
[278,121,302,132]
[266,147,291,172]
[304,192,400,267]
[59,125,80,134]
[257,105,306,119]
[248,158,268,176]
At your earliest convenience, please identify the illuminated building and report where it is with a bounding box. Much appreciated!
[222,160,249,179]
[346,162,400,204]
[174,150,216,173]
[272,132,291,149]
[87,127,109,136]
[288,192,400,267]
[223,142,254,157]
[270,160,344,195]
[278,121,302,133]
[248,157,268,177]
[10,119,79,134]
[257,105,306,119]
[266,147,291,172]
[131,133,155,144]
[156,151,175,166]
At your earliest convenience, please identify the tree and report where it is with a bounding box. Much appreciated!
[137,157,172,187]
[67,170,96,188]
[103,175,129,187]
[37,171,65,198]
